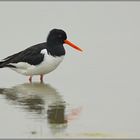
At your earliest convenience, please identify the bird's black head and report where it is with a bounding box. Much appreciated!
[47,29,67,45]
[46,28,82,56]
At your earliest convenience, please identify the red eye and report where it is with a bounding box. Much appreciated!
[58,34,62,38]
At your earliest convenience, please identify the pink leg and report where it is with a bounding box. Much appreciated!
[40,74,44,83]
[29,76,32,83]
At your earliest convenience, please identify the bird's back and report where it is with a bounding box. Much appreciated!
[0,42,47,68]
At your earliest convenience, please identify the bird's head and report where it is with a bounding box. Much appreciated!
[47,29,82,52]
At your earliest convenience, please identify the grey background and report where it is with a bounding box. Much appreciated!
[0,1,139,138]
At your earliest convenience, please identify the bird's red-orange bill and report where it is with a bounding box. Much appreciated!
[64,39,83,52]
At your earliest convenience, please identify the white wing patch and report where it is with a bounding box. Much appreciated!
[40,49,48,55]
[10,62,30,69]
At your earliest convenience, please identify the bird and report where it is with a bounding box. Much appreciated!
[0,29,82,83]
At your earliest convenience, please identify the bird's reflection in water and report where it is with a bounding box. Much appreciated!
[0,83,67,133]
[47,104,66,124]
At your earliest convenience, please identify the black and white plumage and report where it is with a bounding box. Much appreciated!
[0,29,82,83]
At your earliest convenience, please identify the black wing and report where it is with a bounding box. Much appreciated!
[0,42,47,68]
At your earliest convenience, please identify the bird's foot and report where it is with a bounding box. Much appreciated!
[29,76,32,83]
[40,74,44,83]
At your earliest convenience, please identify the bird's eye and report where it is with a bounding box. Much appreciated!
[58,34,62,38]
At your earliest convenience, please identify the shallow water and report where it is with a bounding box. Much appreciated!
[0,1,140,138]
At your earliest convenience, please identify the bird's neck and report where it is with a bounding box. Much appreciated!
[46,42,65,57]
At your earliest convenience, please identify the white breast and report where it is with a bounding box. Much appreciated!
[10,49,64,76]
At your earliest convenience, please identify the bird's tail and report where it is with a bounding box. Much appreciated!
[0,61,15,68]
[0,61,4,68]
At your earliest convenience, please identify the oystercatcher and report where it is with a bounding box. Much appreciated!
[0,29,82,83]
